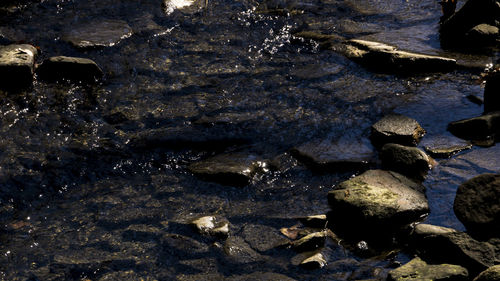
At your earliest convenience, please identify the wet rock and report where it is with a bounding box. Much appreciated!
[484,69,500,114]
[177,273,224,281]
[223,236,264,264]
[298,214,328,228]
[188,153,262,186]
[388,257,468,281]
[328,170,428,232]
[343,39,456,73]
[292,31,344,50]
[0,44,37,89]
[474,265,500,281]
[380,143,433,181]
[371,115,426,147]
[448,111,500,142]
[162,0,205,15]
[291,138,374,172]
[453,174,500,238]
[190,215,229,238]
[465,24,500,45]
[36,56,103,84]
[63,19,133,49]
[292,231,328,252]
[241,224,290,252]
[162,233,209,256]
[422,135,472,158]
[299,252,327,269]
[227,272,296,281]
[411,224,495,275]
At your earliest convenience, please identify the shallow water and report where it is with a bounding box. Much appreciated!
[0,0,499,280]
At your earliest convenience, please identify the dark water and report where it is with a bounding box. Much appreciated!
[0,0,498,280]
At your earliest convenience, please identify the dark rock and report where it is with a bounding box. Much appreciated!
[292,31,344,50]
[0,44,37,89]
[299,252,327,269]
[292,231,328,252]
[454,174,500,238]
[36,56,103,84]
[343,39,456,73]
[474,265,500,281]
[291,138,374,172]
[161,233,209,256]
[422,135,472,158]
[298,214,328,228]
[371,115,426,147]
[241,224,290,252]
[484,69,500,114]
[465,24,500,45]
[388,257,468,281]
[63,20,133,49]
[190,215,229,238]
[380,143,433,181]
[223,236,264,264]
[448,111,500,142]
[188,153,263,186]
[411,224,496,275]
[328,170,428,232]
[227,272,296,281]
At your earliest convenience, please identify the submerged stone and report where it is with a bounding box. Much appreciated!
[474,265,500,281]
[422,135,472,158]
[448,111,500,142]
[371,114,426,147]
[63,19,133,49]
[241,224,289,252]
[0,44,37,89]
[292,231,328,252]
[380,143,433,181]
[223,236,264,264]
[36,56,103,83]
[388,257,468,281]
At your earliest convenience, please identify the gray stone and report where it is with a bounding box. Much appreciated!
[388,257,468,281]
[343,39,456,73]
[292,231,328,252]
[422,135,472,158]
[36,56,103,83]
[0,44,37,89]
[448,111,500,142]
[190,215,229,238]
[454,174,500,237]
[371,115,426,147]
[241,224,289,252]
[380,143,433,181]
[328,170,428,230]
[474,265,500,281]
[484,69,500,114]
[63,20,133,49]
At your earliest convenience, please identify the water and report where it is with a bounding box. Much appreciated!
[0,0,498,280]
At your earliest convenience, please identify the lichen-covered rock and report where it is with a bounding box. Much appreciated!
[448,112,500,142]
[63,19,132,49]
[343,39,456,73]
[380,143,433,181]
[422,135,472,158]
[474,265,500,281]
[0,44,37,89]
[371,115,426,147]
[292,231,328,252]
[328,170,428,230]
[388,257,468,281]
[454,174,500,238]
[190,215,229,238]
[36,56,103,83]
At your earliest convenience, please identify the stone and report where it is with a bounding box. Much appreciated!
[241,224,289,252]
[162,0,206,15]
[448,111,500,142]
[298,214,328,228]
[484,69,500,114]
[328,170,428,231]
[388,257,468,281]
[292,231,328,252]
[0,44,37,89]
[63,20,133,49]
[413,223,458,237]
[223,236,264,264]
[227,272,296,281]
[454,174,500,238]
[188,153,263,186]
[380,143,433,181]
[371,115,426,147]
[422,135,472,158]
[36,56,103,84]
[300,252,327,269]
[190,215,229,238]
[465,24,500,45]
[474,265,500,281]
[291,138,374,172]
[343,39,456,73]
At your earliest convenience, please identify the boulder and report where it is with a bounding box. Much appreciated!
[422,135,472,158]
[36,56,103,84]
[0,44,37,89]
[343,39,456,73]
[474,265,500,281]
[388,257,468,281]
[484,69,500,114]
[188,153,263,186]
[371,115,426,147]
[190,215,229,238]
[328,170,428,231]
[63,19,132,49]
[465,24,500,45]
[380,143,433,181]
[453,174,500,237]
[448,111,500,142]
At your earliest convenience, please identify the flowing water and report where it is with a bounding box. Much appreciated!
[0,0,499,280]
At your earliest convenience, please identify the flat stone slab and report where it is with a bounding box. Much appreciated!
[0,44,37,89]
[422,135,472,158]
[63,19,133,49]
[371,114,426,147]
[36,56,103,83]
[388,257,468,281]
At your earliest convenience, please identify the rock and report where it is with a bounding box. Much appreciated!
[343,39,456,73]
[36,56,103,84]
[188,153,263,186]
[227,272,296,281]
[448,111,500,142]
[422,135,472,158]
[162,0,205,15]
[328,170,428,232]
[292,231,328,252]
[411,224,495,275]
[371,115,426,147]
[474,265,500,281]
[300,252,327,269]
[453,174,500,238]
[380,143,433,181]
[190,215,229,238]
[388,257,468,281]
[465,24,500,45]
[298,214,328,228]
[0,44,37,89]
[484,69,500,114]
[63,20,133,49]
[290,138,374,172]
[241,224,290,252]
[223,236,264,264]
